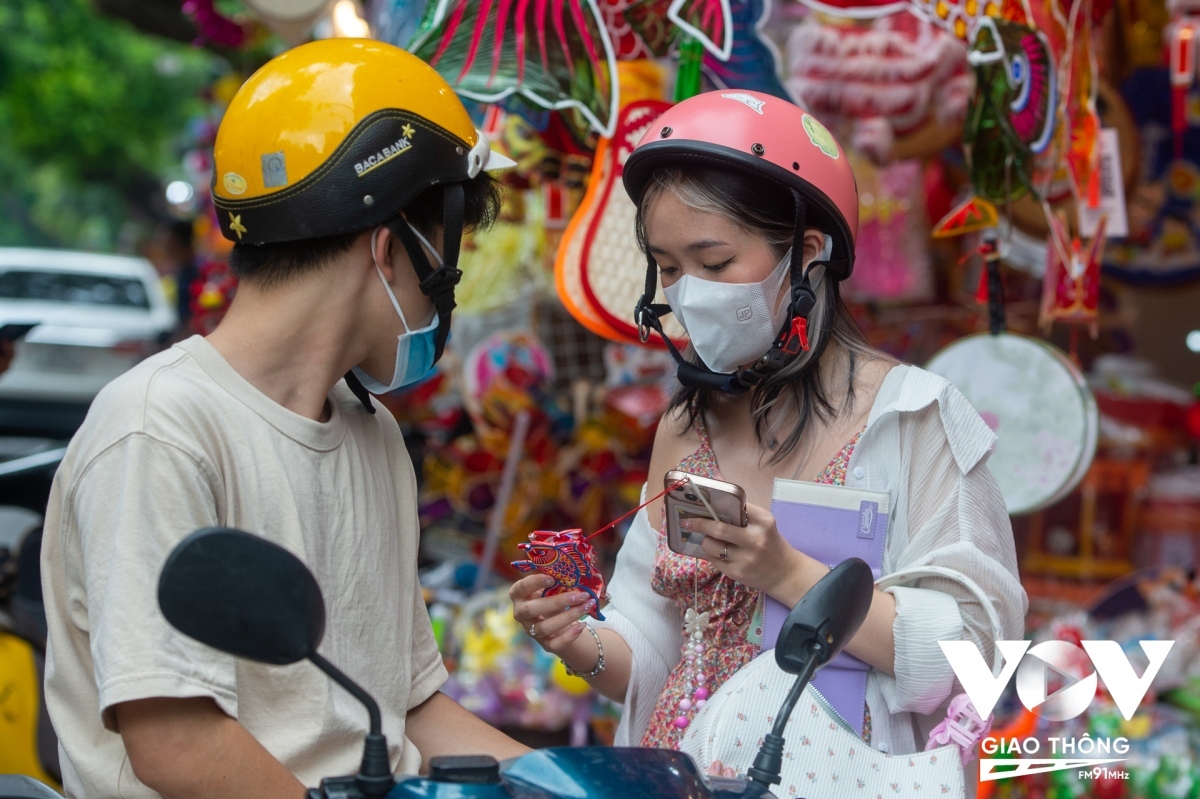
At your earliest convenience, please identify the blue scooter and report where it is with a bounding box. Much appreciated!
[1,529,874,799]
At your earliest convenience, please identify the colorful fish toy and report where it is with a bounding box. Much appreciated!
[512,478,688,619]
[512,529,610,620]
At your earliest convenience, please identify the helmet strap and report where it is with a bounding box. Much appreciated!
[342,183,466,414]
[386,181,464,365]
[343,369,377,414]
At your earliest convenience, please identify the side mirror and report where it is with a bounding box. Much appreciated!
[158,527,325,665]
[157,527,393,799]
[776,558,875,676]
[748,558,876,790]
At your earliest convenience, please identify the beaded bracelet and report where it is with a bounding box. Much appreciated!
[564,622,605,680]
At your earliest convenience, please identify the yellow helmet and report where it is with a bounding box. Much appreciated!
[211,38,513,245]
[211,38,514,379]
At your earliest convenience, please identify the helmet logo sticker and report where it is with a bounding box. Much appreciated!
[355,125,415,178]
[721,93,765,115]
[228,213,248,240]
[261,152,289,188]
[223,172,247,196]
[801,115,839,160]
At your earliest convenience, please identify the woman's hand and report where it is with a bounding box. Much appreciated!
[509,574,595,655]
[685,503,827,605]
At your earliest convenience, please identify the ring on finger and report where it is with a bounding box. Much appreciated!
[528,622,539,638]
[719,545,729,561]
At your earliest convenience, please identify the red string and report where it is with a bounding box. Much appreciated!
[584,477,690,541]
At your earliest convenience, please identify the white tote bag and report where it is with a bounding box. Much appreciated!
[680,566,1006,799]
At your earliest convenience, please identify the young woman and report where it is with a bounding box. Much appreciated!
[510,91,1025,769]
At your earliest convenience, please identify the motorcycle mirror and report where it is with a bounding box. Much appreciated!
[158,527,325,665]
[775,558,874,676]
[747,558,876,791]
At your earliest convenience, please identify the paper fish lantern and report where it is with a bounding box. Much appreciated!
[512,529,610,620]
[965,17,1057,203]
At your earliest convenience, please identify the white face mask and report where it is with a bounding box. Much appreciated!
[662,235,830,374]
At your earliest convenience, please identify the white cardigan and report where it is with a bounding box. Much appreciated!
[593,364,1028,755]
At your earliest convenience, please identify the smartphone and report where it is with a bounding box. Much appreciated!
[0,324,35,342]
[664,470,748,558]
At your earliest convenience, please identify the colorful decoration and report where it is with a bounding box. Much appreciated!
[1170,13,1200,161]
[905,0,1002,42]
[556,99,688,345]
[964,17,1057,203]
[1064,0,1102,208]
[512,529,611,619]
[932,195,1001,237]
[1040,210,1106,336]
[1106,67,1200,285]
[410,0,621,137]
[439,588,598,737]
[371,0,429,54]
[182,0,250,48]
[700,0,789,99]
[188,260,237,335]
[844,156,936,301]
[666,0,734,59]
[786,11,971,162]
[598,0,657,58]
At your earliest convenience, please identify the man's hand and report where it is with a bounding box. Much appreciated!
[115,697,307,799]
[405,692,530,772]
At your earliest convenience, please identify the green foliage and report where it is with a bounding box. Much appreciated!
[0,0,216,251]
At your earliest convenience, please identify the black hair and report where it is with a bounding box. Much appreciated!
[227,171,503,286]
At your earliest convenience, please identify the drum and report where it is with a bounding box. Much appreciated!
[925,332,1098,515]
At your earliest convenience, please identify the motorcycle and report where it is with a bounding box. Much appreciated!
[1,527,875,799]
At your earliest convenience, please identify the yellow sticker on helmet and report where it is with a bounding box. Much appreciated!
[223,172,248,196]
[802,115,839,160]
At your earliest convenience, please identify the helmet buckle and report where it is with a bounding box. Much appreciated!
[633,297,654,343]
[782,316,810,355]
[419,266,463,296]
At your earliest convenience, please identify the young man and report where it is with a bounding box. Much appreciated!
[41,39,528,799]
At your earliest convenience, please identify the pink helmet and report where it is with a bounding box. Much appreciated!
[623,90,859,280]
[624,91,860,395]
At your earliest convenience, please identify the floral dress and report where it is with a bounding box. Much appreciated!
[640,419,865,750]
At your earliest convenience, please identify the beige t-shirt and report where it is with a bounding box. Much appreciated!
[42,336,447,799]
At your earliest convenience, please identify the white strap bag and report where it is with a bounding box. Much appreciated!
[679,565,1006,799]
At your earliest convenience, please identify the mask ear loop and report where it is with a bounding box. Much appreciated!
[370,227,417,335]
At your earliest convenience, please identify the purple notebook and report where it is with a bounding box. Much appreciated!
[766,479,891,736]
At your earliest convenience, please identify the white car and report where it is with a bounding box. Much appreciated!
[0,248,177,437]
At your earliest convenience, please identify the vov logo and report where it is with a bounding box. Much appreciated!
[940,639,1174,780]
[941,639,1174,721]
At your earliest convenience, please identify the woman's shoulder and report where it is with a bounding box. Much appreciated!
[651,404,701,467]
[867,363,997,475]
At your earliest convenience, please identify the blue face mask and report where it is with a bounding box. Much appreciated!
[351,225,442,394]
